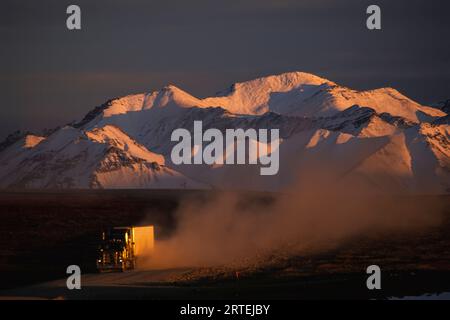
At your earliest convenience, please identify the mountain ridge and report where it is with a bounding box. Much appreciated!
[78,71,445,122]
[0,71,448,193]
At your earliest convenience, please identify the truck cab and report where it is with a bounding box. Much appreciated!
[97,227,136,272]
[97,226,154,272]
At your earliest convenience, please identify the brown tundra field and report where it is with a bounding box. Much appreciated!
[0,190,449,300]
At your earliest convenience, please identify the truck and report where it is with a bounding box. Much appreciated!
[96,225,154,272]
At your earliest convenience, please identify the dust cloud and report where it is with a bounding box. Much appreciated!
[141,168,445,269]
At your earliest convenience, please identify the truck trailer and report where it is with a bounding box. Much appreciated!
[97,226,154,272]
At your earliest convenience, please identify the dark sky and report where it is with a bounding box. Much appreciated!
[1,0,449,139]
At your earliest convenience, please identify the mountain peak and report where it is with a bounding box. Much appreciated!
[102,94,146,117]
[199,71,335,115]
[1,69,449,192]
[23,135,45,149]
[77,71,447,130]
[86,125,165,165]
[142,84,206,111]
[233,71,334,90]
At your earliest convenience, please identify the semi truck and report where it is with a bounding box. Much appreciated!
[96,225,154,272]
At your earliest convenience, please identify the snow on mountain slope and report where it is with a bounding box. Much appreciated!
[80,71,445,124]
[85,104,411,169]
[24,135,46,148]
[70,100,449,193]
[263,82,443,121]
[0,134,46,174]
[102,94,146,117]
[85,125,164,164]
[345,133,415,192]
[314,106,402,138]
[0,125,206,189]
[0,71,448,193]
[202,72,333,115]
[167,128,391,192]
[317,123,450,193]
[404,123,450,193]
[142,85,208,111]
[170,124,448,194]
[0,131,43,152]
[275,129,392,192]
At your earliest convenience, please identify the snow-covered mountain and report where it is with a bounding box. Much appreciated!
[0,71,448,193]
[0,125,206,189]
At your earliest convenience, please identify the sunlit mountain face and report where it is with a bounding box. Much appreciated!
[0,72,448,194]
